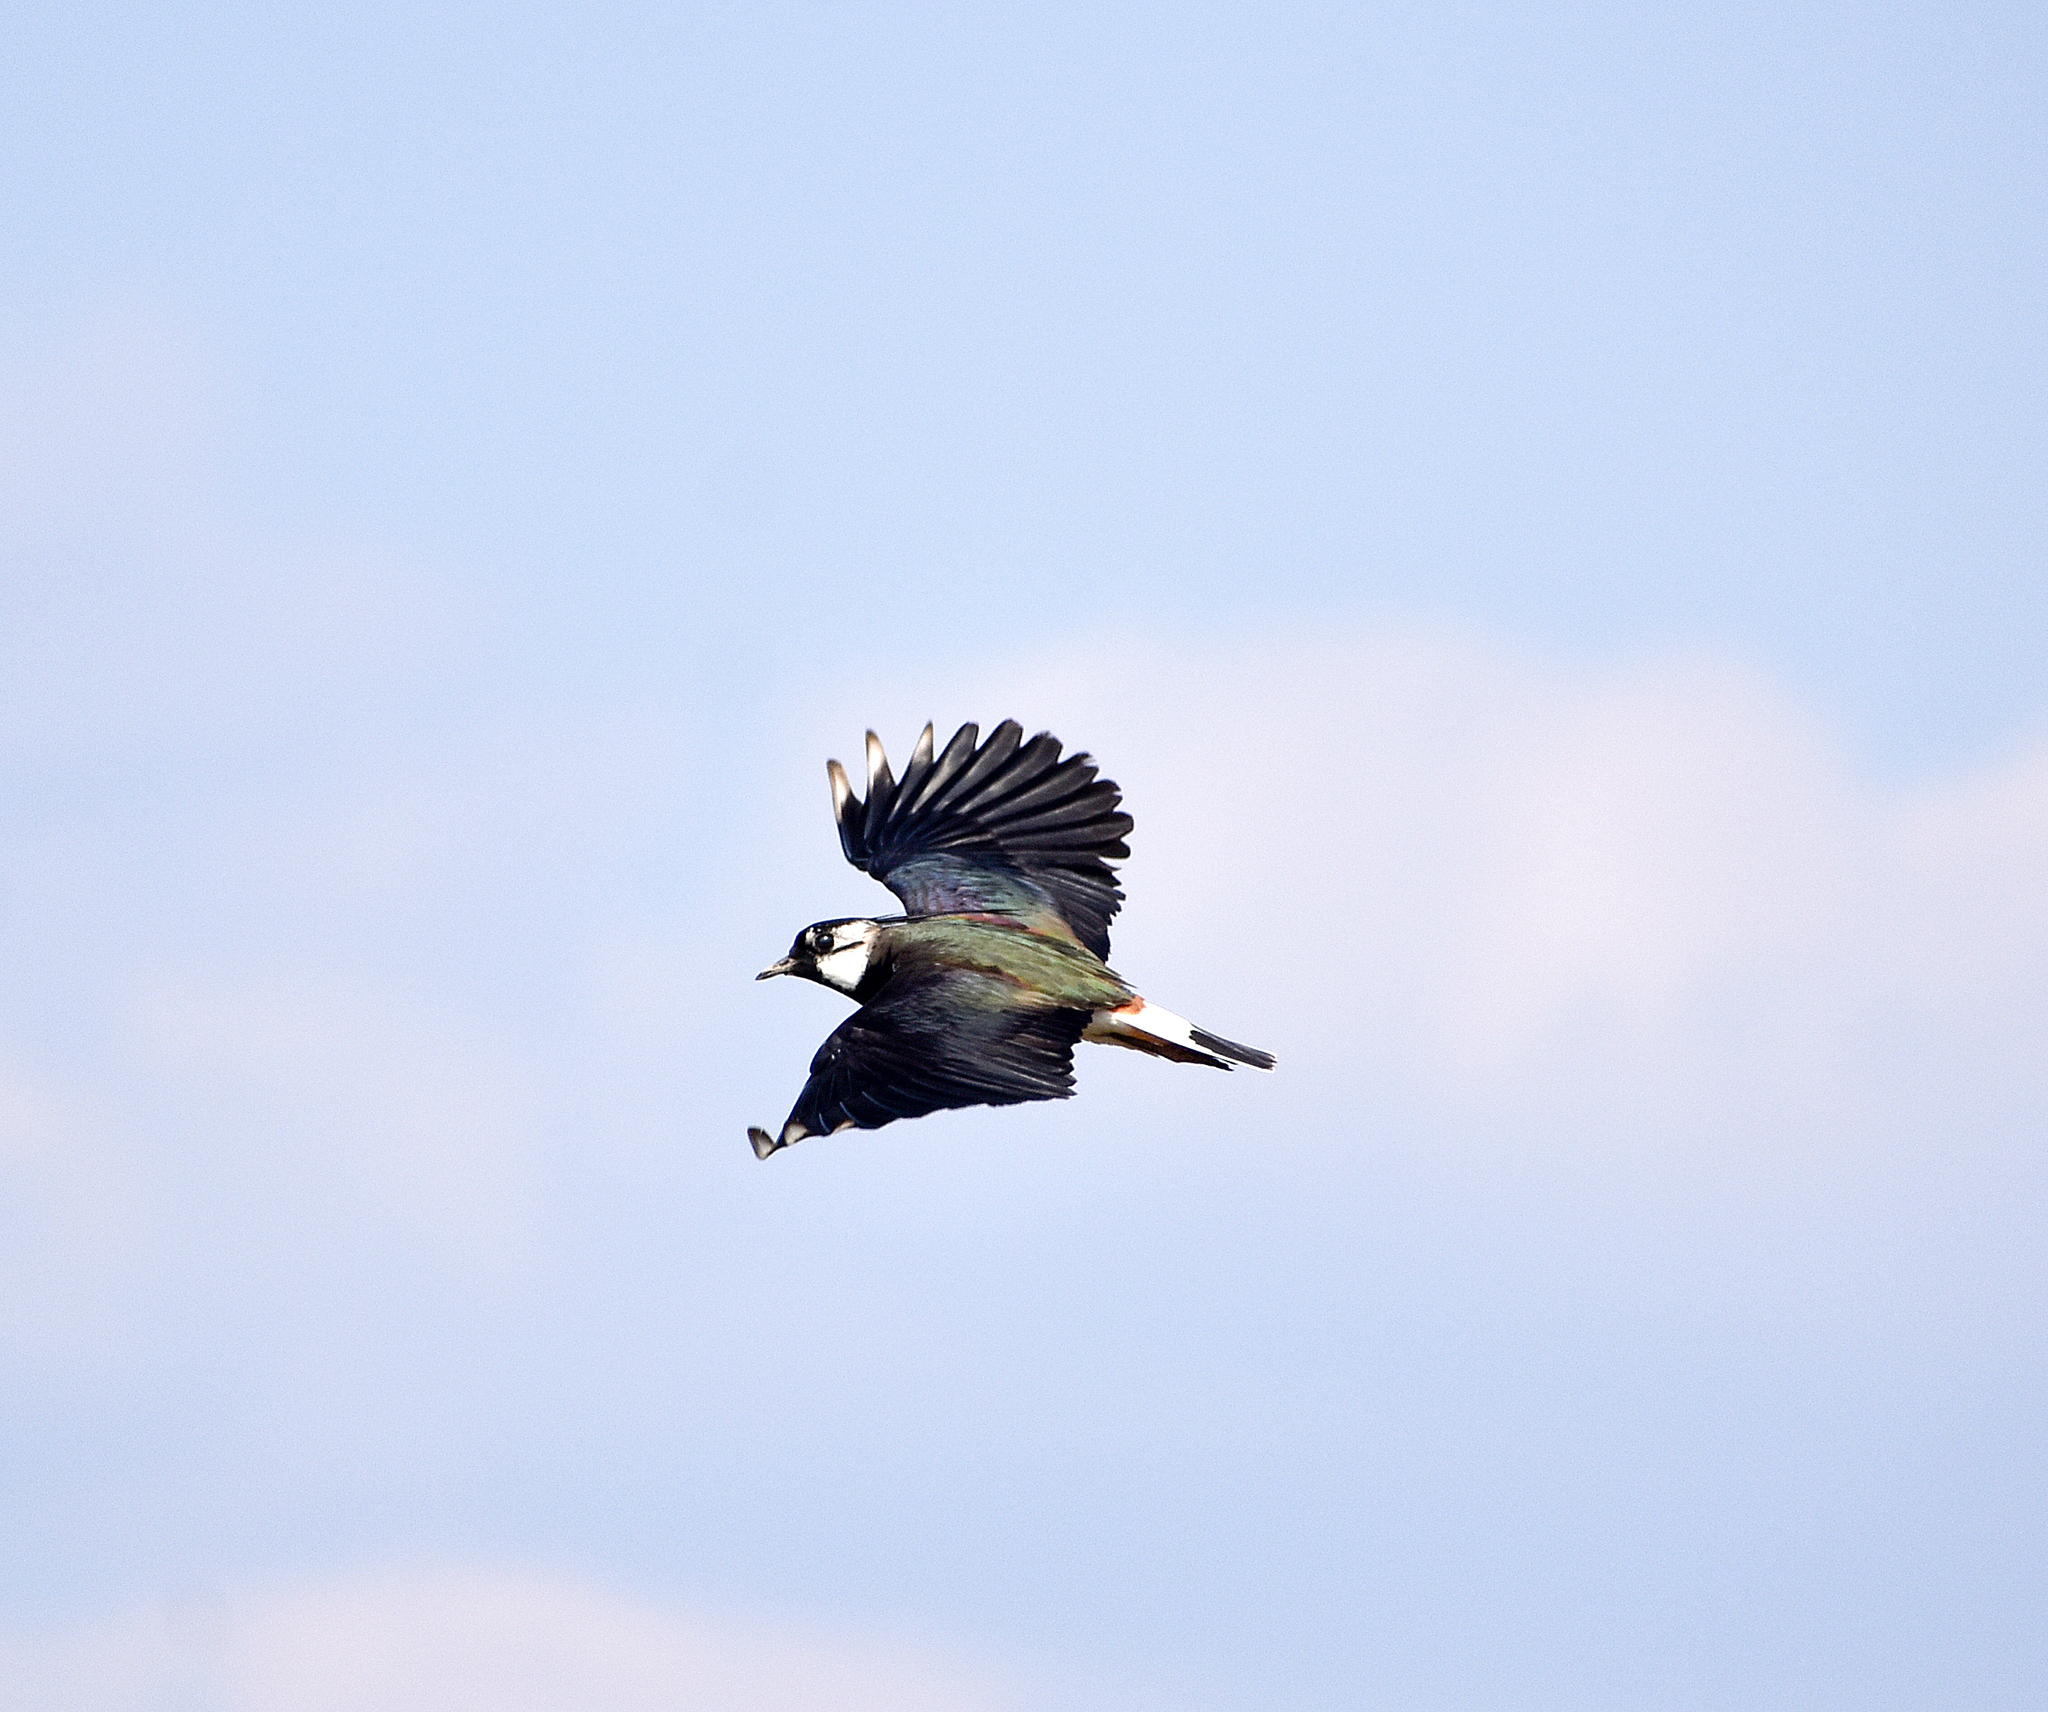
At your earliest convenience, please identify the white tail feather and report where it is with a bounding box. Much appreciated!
[1087,996,1199,1051]
[1084,996,1273,1070]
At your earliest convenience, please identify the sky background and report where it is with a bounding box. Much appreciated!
[3,3,2044,1708]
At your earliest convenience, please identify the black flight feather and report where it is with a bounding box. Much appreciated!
[833,720,1133,959]
[783,967,1089,1139]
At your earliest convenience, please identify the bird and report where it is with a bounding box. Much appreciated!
[748,719,1273,1158]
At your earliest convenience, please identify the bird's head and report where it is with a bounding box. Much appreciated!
[756,918,884,996]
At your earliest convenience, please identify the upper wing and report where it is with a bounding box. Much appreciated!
[748,966,1087,1157]
[827,720,1134,959]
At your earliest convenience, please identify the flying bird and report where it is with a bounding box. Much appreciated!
[749,720,1273,1158]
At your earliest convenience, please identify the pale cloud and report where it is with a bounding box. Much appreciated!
[0,1569,1019,1712]
[842,627,2048,1119]
[1882,741,2048,996]
[1433,655,1852,1044]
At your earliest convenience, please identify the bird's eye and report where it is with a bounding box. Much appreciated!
[811,928,833,952]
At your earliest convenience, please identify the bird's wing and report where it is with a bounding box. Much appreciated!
[750,966,1087,1156]
[828,720,1133,959]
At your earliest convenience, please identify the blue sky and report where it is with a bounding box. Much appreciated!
[3,4,2044,1708]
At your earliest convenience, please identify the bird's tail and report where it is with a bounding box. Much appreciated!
[1083,996,1275,1071]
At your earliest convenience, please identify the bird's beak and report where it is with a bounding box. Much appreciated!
[756,957,799,981]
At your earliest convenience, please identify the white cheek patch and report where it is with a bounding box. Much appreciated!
[813,933,876,993]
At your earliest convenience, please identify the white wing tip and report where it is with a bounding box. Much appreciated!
[750,1119,813,1159]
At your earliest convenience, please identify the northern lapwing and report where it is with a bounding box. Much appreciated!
[749,720,1274,1158]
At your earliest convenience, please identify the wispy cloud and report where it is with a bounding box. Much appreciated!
[0,1569,1019,1712]
[851,627,2048,1119]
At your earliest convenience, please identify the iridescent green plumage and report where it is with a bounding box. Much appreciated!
[882,914,1130,1007]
